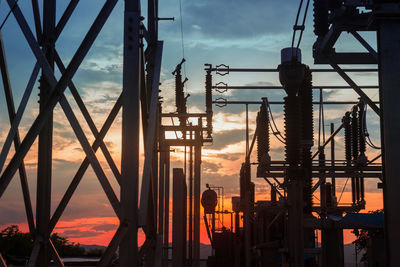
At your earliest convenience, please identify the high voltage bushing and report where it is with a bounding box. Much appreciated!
[299,67,314,214]
[343,112,356,204]
[278,48,305,172]
[205,65,213,138]
[284,96,302,168]
[279,47,310,266]
[343,112,352,165]
[351,106,359,162]
[351,106,362,203]
[357,102,367,165]
[256,101,271,177]
[357,102,366,202]
[172,58,187,126]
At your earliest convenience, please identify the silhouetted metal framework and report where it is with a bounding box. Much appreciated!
[313,1,400,265]
[205,60,383,266]
[0,1,164,266]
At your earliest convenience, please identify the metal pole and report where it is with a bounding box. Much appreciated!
[120,0,141,265]
[246,104,249,159]
[331,123,336,198]
[193,127,202,267]
[163,147,170,266]
[36,1,55,264]
[159,138,165,238]
[377,16,400,266]
[189,133,193,267]
[172,168,187,267]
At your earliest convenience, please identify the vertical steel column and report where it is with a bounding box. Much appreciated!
[120,0,141,265]
[330,123,336,198]
[377,16,400,266]
[193,128,202,267]
[36,1,55,265]
[188,134,193,267]
[158,137,165,237]
[158,132,166,266]
[246,104,249,157]
[163,146,170,266]
[172,168,187,267]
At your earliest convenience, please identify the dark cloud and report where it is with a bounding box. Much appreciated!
[211,129,246,150]
[0,203,28,225]
[203,162,222,173]
[61,229,100,238]
[91,223,118,232]
[218,153,242,161]
[162,0,293,39]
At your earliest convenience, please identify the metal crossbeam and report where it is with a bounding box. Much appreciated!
[0,32,35,234]
[329,61,380,115]
[0,1,164,266]
[54,51,121,184]
[48,95,122,232]
[0,0,118,198]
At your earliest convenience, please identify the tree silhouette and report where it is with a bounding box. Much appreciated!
[0,225,86,262]
[352,209,384,263]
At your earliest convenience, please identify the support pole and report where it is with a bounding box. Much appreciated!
[36,1,56,265]
[120,0,141,265]
[377,16,400,266]
[163,147,170,266]
[172,168,187,267]
[193,128,202,267]
[330,123,336,198]
[189,137,193,267]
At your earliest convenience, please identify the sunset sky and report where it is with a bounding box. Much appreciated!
[0,0,382,247]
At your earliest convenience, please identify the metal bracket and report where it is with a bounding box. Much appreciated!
[214,81,228,93]
[215,63,229,76]
[215,97,227,107]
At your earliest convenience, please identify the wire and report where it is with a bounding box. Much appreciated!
[296,0,311,49]
[291,0,304,48]
[178,0,187,78]
[338,177,350,204]
[0,0,19,30]
[291,0,311,52]
[361,104,381,149]
[265,100,286,144]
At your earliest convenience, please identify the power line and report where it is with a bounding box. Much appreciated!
[361,104,381,149]
[266,100,286,144]
[178,0,187,79]
[291,0,311,50]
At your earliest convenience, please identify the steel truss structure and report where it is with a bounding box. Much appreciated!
[313,1,400,265]
[0,0,165,266]
[201,0,400,265]
[205,63,383,266]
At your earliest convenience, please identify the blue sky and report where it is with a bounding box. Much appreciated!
[0,0,382,243]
